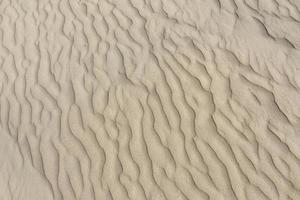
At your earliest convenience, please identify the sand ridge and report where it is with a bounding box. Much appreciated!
[0,0,300,199]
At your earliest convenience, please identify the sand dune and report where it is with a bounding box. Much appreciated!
[1,0,300,199]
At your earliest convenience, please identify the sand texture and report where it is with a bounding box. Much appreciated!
[1,0,300,199]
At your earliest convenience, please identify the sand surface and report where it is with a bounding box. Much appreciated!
[1,0,300,199]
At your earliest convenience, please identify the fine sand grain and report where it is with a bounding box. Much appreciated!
[1,0,300,199]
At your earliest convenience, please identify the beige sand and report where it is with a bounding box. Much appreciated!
[1,0,300,199]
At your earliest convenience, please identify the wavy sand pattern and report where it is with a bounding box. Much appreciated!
[1,0,300,199]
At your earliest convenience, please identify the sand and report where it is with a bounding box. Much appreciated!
[0,0,300,199]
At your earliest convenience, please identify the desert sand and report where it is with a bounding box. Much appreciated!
[0,0,300,199]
